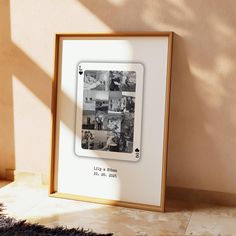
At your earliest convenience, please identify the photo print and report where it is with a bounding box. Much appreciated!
[75,62,144,161]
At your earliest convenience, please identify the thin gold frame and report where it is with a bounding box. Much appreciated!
[49,32,173,212]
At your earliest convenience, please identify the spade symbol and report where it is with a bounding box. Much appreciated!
[79,71,83,75]
[135,148,139,153]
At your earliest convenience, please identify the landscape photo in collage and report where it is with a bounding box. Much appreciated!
[81,70,136,153]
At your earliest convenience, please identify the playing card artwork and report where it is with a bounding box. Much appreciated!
[75,63,143,161]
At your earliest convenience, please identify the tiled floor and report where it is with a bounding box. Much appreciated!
[1,179,236,236]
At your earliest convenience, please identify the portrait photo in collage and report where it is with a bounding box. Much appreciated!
[81,70,136,153]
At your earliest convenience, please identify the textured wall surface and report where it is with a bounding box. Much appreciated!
[0,0,236,194]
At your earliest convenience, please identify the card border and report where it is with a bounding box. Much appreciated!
[75,62,144,162]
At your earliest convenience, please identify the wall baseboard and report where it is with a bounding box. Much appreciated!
[5,169,15,181]
[166,186,236,207]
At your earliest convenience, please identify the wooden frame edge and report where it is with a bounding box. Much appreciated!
[53,31,173,38]
[49,192,163,212]
[49,34,60,194]
[161,32,174,212]
[49,32,174,213]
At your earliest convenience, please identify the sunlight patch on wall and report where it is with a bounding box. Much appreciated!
[166,0,194,20]
[12,75,51,173]
[190,64,226,108]
[208,15,235,39]
[9,0,112,77]
[215,56,234,76]
[108,0,127,7]
[141,0,193,36]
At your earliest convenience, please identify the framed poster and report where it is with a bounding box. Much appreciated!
[50,32,173,212]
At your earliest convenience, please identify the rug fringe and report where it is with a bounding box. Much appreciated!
[0,203,113,236]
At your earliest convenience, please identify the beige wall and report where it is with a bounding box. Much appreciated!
[0,0,236,194]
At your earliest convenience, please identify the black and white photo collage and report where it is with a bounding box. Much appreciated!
[81,70,136,153]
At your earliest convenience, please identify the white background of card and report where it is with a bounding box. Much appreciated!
[55,36,168,206]
[75,62,143,161]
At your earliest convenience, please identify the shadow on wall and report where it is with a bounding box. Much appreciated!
[0,1,72,177]
[0,0,236,196]
[0,0,15,177]
[0,1,84,178]
[74,0,236,192]
[78,0,156,31]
